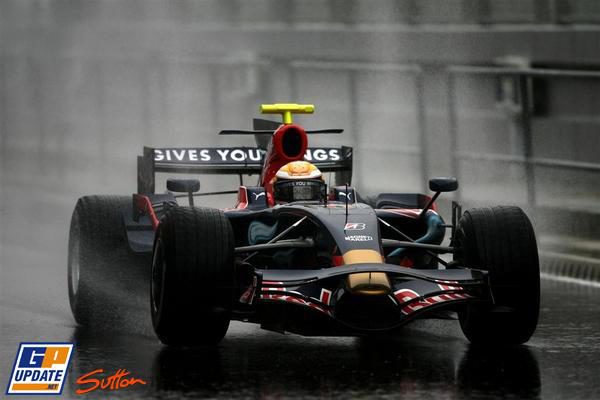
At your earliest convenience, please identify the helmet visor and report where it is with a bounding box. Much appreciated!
[274,179,326,203]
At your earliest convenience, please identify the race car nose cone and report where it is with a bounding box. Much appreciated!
[346,272,391,295]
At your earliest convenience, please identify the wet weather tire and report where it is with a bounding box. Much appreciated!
[454,206,540,345]
[151,207,234,347]
[68,195,149,326]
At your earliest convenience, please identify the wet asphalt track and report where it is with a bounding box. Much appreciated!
[2,241,600,400]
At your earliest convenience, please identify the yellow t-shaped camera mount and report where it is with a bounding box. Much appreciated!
[260,103,315,125]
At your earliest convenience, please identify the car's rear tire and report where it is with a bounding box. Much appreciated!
[68,195,149,326]
[151,207,235,347]
[454,206,540,345]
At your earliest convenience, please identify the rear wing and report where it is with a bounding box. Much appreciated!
[137,145,353,194]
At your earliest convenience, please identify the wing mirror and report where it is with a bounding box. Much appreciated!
[167,178,200,206]
[429,177,458,193]
[420,177,459,217]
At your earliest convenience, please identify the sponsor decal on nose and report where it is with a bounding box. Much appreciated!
[344,235,373,242]
[344,222,365,230]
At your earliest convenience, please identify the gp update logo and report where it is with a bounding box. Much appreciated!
[6,343,73,395]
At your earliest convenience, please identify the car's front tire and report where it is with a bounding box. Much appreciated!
[151,207,235,347]
[454,206,540,345]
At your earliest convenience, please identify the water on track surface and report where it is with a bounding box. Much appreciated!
[2,238,600,399]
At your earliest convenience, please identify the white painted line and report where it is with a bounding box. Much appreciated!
[541,272,600,289]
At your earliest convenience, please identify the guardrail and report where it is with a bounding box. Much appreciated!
[446,65,600,207]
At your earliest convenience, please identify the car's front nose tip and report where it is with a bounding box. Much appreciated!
[346,272,391,296]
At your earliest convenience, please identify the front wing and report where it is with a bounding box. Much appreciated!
[237,264,490,335]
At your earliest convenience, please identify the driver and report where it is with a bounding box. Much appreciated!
[271,161,326,204]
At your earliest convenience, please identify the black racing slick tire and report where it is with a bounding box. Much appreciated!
[68,195,149,327]
[151,207,235,347]
[454,206,540,345]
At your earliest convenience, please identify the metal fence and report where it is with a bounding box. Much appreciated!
[447,65,600,211]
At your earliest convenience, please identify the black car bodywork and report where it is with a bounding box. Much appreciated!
[127,123,488,337]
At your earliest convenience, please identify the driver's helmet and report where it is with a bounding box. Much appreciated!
[272,161,326,203]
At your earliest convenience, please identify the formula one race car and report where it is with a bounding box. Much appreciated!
[68,103,540,346]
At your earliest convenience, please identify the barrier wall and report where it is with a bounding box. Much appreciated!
[2,1,600,259]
